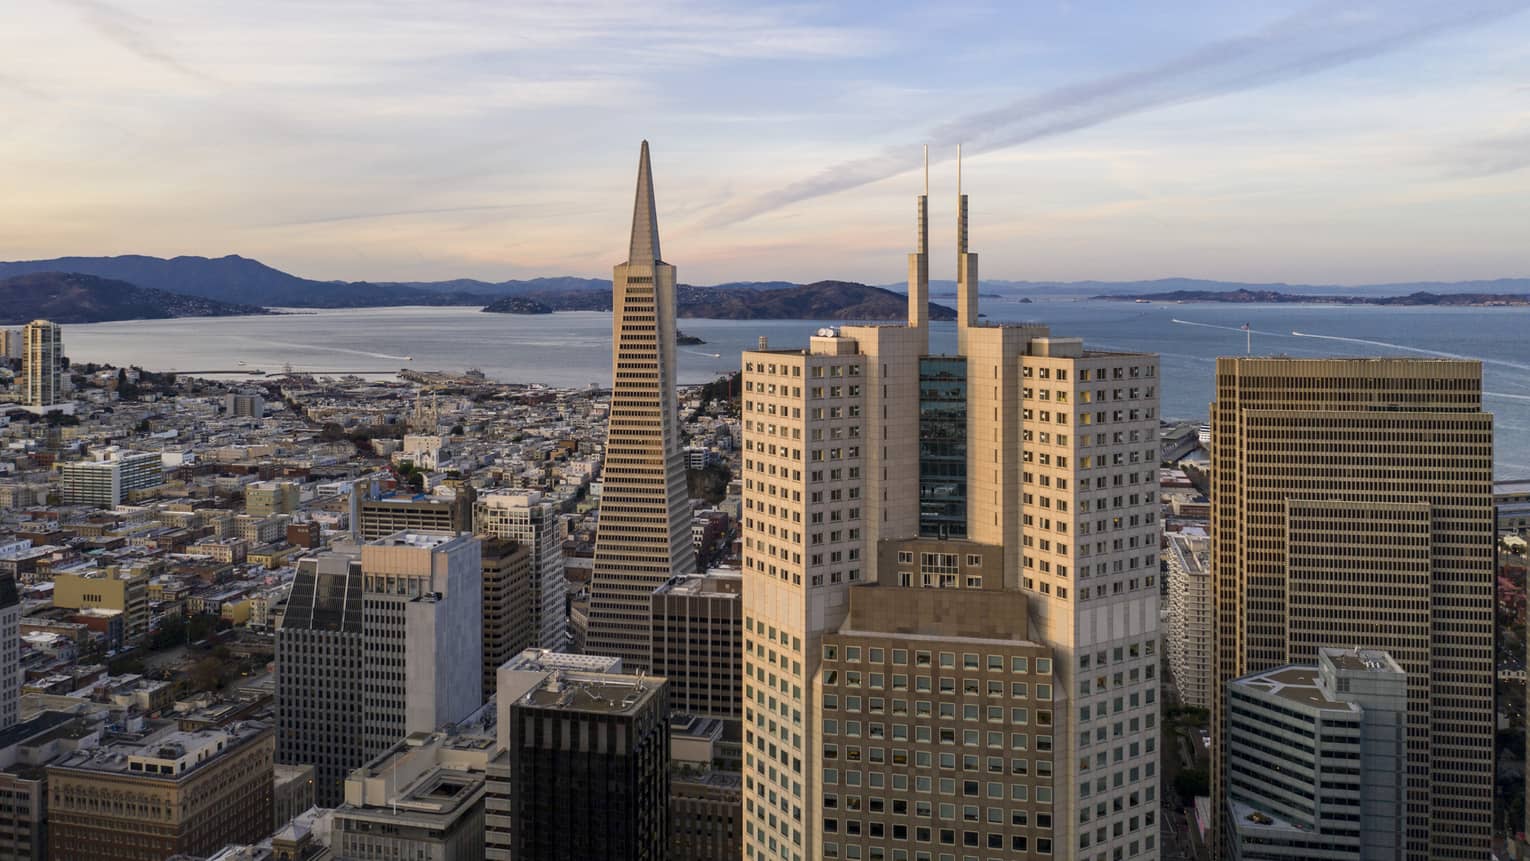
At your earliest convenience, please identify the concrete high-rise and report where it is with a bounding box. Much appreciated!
[495,662,670,861]
[1208,357,1495,861]
[276,550,365,807]
[1226,647,1407,860]
[22,320,61,409]
[587,141,697,672]
[651,568,743,719]
[0,574,18,730]
[475,490,567,649]
[480,537,534,698]
[360,532,483,758]
[1164,532,1212,710]
[740,155,1161,861]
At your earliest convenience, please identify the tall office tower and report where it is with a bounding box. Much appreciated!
[1226,647,1407,860]
[742,157,1161,861]
[21,319,61,408]
[276,551,365,807]
[1208,357,1494,861]
[475,490,567,649]
[651,568,743,719]
[587,140,698,672]
[46,722,274,861]
[481,537,534,698]
[360,532,483,757]
[0,574,18,730]
[1164,533,1212,710]
[497,665,670,860]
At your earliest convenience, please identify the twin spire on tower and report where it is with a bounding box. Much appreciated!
[906,145,980,354]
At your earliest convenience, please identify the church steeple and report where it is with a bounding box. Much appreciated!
[629,140,662,263]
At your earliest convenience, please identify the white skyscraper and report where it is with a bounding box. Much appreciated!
[586,141,697,672]
[360,531,483,756]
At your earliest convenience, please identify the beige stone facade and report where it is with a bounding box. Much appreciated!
[820,583,1059,860]
[1208,357,1495,860]
[46,723,274,861]
[741,163,1161,861]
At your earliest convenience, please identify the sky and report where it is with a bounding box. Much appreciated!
[2,0,1529,286]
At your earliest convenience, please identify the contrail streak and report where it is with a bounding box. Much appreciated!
[1172,319,1287,337]
[1289,330,1530,372]
[712,0,1530,225]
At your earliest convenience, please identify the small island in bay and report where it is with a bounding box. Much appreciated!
[480,296,554,315]
[677,331,705,345]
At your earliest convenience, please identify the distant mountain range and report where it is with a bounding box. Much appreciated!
[906,276,1530,299]
[0,272,269,325]
[0,255,953,322]
[1096,288,1530,306]
[484,280,957,321]
[0,256,1525,324]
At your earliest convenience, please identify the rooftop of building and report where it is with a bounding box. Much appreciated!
[1166,534,1209,577]
[1228,797,1324,841]
[1233,650,1403,712]
[517,669,663,716]
[342,730,490,823]
[655,567,742,597]
[49,720,269,779]
[1233,665,1350,711]
[501,648,622,674]
[1320,646,1403,675]
[365,531,460,549]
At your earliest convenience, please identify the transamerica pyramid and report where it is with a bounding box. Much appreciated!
[585,141,698,671]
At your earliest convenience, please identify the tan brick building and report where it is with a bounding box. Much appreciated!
[46,722,274,861]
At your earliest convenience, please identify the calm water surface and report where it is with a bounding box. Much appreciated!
[64,301,1530,477]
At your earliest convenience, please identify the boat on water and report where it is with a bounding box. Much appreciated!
[1197,422,1212,445]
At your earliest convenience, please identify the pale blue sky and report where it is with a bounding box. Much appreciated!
[2,0,1528,285]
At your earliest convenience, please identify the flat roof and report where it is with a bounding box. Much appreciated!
[518,671,662,716]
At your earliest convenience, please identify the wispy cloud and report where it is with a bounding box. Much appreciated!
[713,0,1530,225]
[258,204,524,228]
[57,0,216,83]
[1437,127,1530,177]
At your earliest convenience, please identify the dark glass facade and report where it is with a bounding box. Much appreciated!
[919,356,967,539]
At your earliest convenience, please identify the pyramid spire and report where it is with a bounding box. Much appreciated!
[629,140,662,263]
